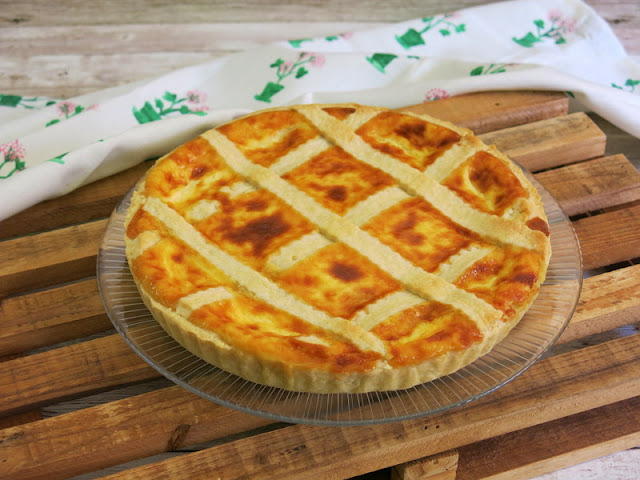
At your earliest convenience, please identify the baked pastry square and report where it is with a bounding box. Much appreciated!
[124,103,551,393]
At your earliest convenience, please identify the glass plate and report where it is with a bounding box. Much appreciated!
[97,176,582,426]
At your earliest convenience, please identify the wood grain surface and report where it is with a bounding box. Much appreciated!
[1,1,640,479]
[0,1,638,98]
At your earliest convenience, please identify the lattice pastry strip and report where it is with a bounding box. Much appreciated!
[125,103,551,393]
[202,128,502,328]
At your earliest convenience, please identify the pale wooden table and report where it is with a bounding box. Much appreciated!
[1,1,639,479]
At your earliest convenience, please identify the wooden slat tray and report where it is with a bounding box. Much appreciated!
[1,91,640,480]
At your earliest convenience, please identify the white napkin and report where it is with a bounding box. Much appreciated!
[1,0,639,222]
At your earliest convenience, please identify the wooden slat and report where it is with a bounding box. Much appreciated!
[0,162,149,240]
[93,334,640,480]
[558,263,640,345]
[535,154,640,216]
[391,450,459,480]
[0,219,106,299]
[400,91,569,134]
[454,397,640,480]
[0,259,633,479]
[0,385,274,480]
[0,226,633,417]
[479,112,606,171]
[0,278,111,357]
[0,334,157,417]
[2,332,638,480]
[574,204,640,270]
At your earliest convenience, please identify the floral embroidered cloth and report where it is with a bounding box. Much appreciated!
[1,0,639,222]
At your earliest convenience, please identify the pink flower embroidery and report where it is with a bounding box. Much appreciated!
[0,139,27,178]
[424,88,450,102]
[559,17,577,34]
[340,32,354,40]
[186,90,207,104]
[0,139,26,161]
[310,54,326,67]
[56,101,77,117]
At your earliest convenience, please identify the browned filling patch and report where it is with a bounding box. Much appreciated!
[455,245,543,322]
[322,106,356,120]
[442,150,527,216]
[276,243,400,319]
[126,207,165,239]
[364,197,486,272]
[371,301,482,367]
[131,236,227,308]
[144,137,237,200]
[283,145,395,215]
[218,110,319,167]
[526,216,550,236]
[195,189,314,269]
[357,111,461,170]
[190,296,382,373]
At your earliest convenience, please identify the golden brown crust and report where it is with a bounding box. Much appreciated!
[124,103,551,393]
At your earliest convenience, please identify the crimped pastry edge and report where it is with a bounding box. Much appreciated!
[128,250,539,393]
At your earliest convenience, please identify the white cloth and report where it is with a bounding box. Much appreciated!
[1,0,639,222]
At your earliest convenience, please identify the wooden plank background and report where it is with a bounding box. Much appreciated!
[1,1,640,479]
[0,1,638,98]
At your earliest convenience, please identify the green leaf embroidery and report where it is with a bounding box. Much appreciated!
[395,13,466,50]
[512,32,541,48]
[254,52,325,103]
[132,90,209,124]
[48,152,69,164]
[0,94,58,109]
[613,78,640,93]
[254,82,285,103]
[366,53,398,73]
[469,63,514,76]
[288,39,311,48]
[163,91,178,102]
[395,28,425,49]
[0,94,22,107]
[513,11,575,48]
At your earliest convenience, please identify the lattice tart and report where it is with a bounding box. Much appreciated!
[124,103,551,393]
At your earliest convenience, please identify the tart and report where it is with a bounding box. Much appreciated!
[124,103,551,393]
